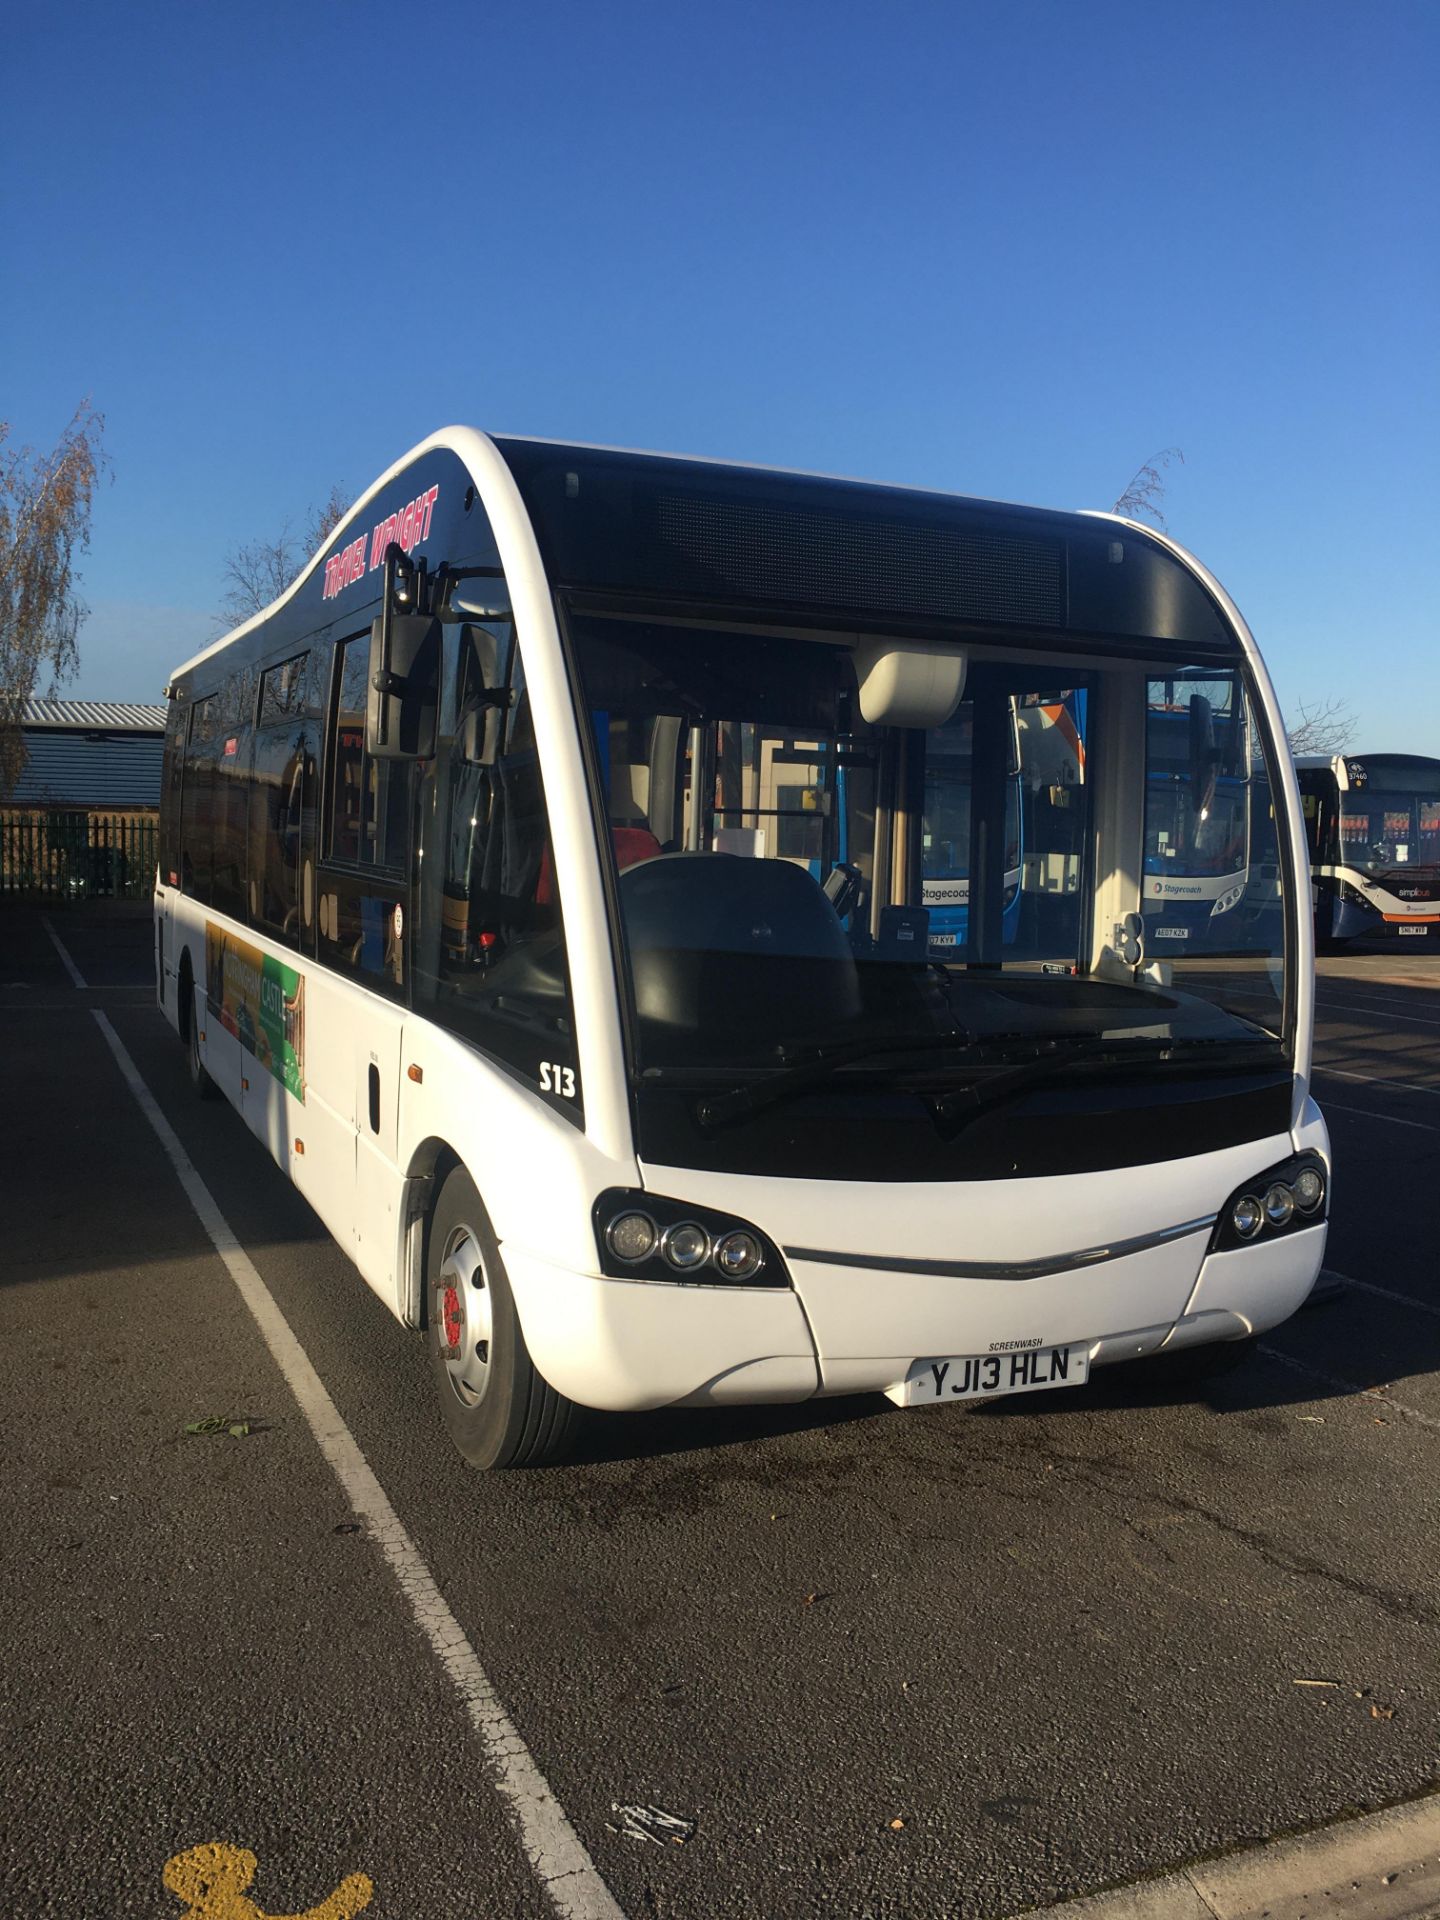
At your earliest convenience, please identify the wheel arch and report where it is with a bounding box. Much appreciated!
[400,1135,465,1329]
[177,944,195,1039]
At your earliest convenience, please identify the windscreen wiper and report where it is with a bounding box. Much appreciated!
[929,1034,1285,1142]
[693,1033,978,1130]
[694,1031,1282,1135]
[694,1030,1044,1132]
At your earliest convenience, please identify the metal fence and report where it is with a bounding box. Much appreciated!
[0,809,158,901]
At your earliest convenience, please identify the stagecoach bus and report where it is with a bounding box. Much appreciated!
[1142,681,1251,951]
[1295,753,1440,948]
[155,430,1330,1468]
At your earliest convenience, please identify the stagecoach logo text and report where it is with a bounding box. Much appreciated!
[321,484,441,602]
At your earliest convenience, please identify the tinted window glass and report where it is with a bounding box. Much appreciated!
[327,633,408,870]
[414,620,579,1110]
[180,694,219,903]
[260,653,308,726]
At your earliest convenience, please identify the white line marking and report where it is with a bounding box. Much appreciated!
[1257,1343,1440,1435]
[1315,1064,1440,1097]
[1319,1099,1436,1132]
[1316,998,1440,1028]
[1213,980,1440,1026]
[41,915,87,988]
[1334,1273,1440,1319]
[92,1011,625,1920]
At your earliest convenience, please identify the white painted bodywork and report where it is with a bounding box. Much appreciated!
[156,431,1329,1415]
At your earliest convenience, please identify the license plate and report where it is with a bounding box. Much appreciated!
[1398,925,1429,937]
[928,933,957,948]
[1153,926,1187,940]
[894,1343,1090,1407]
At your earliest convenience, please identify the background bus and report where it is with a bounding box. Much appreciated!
[1142,678,1250,952]
[1296,752,1440,948]
[920,703,1022,954]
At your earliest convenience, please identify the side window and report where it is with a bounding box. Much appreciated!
[260,652,307,726]
[252,654,314,945]
[317,633,409,994]
[414,625,580,1111]
[326,633,408,870]
[180,693,219,903]
[160,696,187,887]
[211,670,254,921]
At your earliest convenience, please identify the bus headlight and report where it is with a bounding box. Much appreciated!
[1231,1195,1264,1239]
[1263,1184,1296,1229]
[593,1189,789,1288]
[660,1222,711,1271]
[714,1230,765,1281]
[1210,1151,1327,1252]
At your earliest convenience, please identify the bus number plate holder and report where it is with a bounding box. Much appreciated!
[893,1343,1089,1407]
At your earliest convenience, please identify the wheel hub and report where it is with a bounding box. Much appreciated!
[435,1225,493,1406]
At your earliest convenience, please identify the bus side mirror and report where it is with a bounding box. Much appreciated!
[1188,693,1217,822]
[367,613,441,759]
[456,623,512,766]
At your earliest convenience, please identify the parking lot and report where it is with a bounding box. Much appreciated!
[2,904,1437,1920]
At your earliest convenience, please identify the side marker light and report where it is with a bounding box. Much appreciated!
[607,1212,658,1263]
[1292,1167,1325,1212]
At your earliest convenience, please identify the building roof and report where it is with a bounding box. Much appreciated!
[9,702,166,808]
[18,699,167,731]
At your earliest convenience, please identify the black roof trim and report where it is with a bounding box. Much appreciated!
[493,439,1236,656]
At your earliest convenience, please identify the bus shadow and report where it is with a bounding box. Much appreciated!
[562,1276,1440,1466]
[980,1287,1440,1420]
[566,1393,886,1467]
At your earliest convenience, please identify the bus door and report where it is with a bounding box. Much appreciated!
[316,628,412,1296]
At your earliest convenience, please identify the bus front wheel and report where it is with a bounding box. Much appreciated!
[425,1165,581,1470]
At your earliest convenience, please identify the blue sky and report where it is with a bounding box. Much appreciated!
[5,0,1436,747]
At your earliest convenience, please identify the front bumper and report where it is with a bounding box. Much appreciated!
[505,1219,1328,1413]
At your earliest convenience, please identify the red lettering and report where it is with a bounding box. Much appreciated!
[361,486,441,577]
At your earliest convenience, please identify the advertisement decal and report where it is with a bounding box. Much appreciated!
[205,923,305,1102]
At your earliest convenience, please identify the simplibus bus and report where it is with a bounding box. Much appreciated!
[156,429,1329,1468]
[1295,753,1440,948]
[1142,681,1250,951]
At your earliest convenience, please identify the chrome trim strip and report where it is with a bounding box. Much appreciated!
[783,1215,1217,1282]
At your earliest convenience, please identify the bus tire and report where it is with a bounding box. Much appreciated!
[182,964,218,1101]
[425,1165,581,1469]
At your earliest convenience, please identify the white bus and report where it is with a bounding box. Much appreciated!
[156,429,1329,1468]
[1295,753,1440,948]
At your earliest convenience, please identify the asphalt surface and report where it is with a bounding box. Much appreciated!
[2,905,1437,1920]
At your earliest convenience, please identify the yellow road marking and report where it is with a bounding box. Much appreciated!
[163,1842,373,1919]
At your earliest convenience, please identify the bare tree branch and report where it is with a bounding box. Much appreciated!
[306,485,349,553]
[216,485,353,630]
[1285,696,1358,757]
[0,401,109,795]
[1112,447,1185,529]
